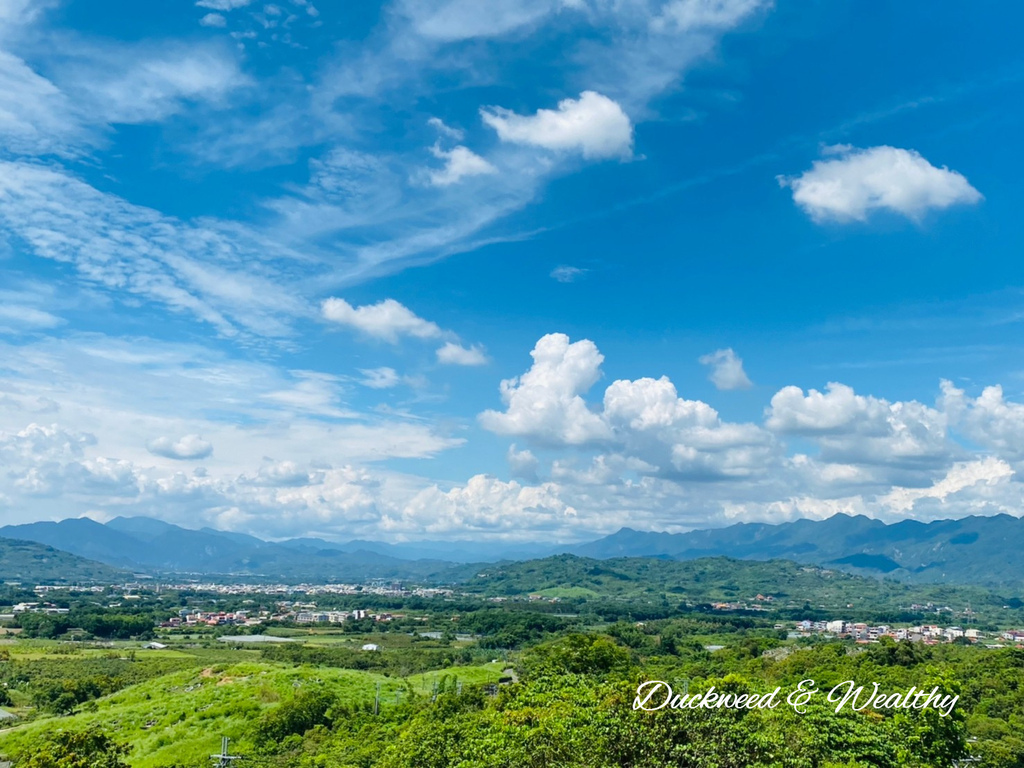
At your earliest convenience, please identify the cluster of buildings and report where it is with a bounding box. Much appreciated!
[286,607,405,624]
[160,604,407,629]
[793,619,1024,646]
[162,608,264,628]
[0,602,70,621]
[161,581,414,597]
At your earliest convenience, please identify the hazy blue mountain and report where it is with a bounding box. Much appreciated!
[6,513,1024,584]
[0,537,127,584]
[569,513,1024,585]
[0,517,456,580]
[0,519,146,568]
[278,537,557,563]
[105,516,180,542]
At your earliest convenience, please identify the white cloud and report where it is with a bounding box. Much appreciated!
[480,333,610,445]
[436,341,488,366]
[359,367,402,389]
[395,0,571,42]
[61,44,248,125]
[653,0,768,32]
[779,145,982,223]
[602,375,773,479]
[0,161,306,339]
[0,304,63,330]
[427,116,464,140]
[321,298,442,343]
[766,382,951,470]
[427,144,498,187]
[941,380,1024,462]
[550,265,587,283]
[387,474,577,537]
[200,13,227,27]
[147,434,214,460]
[507,443,540,481]
[479,334,775,480]
[0,50,89,157]
[482,91,634,160]
[6,331,1024,539]
[698,348,752,390]
[878,457,1014,515]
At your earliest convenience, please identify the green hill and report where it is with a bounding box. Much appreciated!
[0,537,127,584]
[0,659,503,767]
[456,554,1013,619]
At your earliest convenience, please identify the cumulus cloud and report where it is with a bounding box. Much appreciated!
[878,457,1014,515]
[779,145,982,223]
[602,375,773,479]
[321,298,442,343]
[427,144,497,186]
[147,434,214,460]
[199,12,227,26]
[481,333,774,479]
[698,348,752,390]
[766,382,950,470]
[390,474,577,536]
[436,342,488,366]
[7,330,1024,538]
[941,380,1024,462]
[481,91,634,160]
[479,333,610,445]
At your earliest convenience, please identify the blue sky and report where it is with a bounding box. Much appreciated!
[1,0,1023,542]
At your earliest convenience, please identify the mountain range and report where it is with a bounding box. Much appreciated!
[573,513,1024,585]
[0,517,456,582]
[2,513,1024,585]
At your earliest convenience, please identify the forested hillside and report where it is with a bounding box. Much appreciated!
[0,537,126,583]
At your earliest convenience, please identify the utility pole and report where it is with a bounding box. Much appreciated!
[374,681,381,715]
[211,737,241,767]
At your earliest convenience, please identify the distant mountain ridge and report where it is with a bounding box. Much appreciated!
[0,517,530,581]
[3,513,1023,585]
[569,513,1024,585]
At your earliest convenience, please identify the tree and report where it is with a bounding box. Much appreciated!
[23,730,130,768]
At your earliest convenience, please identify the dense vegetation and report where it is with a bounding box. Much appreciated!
[2,556,1024,767]
[0,538,125,584]
[4,618,1024,766]
[455,555,1024,625]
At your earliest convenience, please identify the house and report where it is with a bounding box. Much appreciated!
[361,643,380,652]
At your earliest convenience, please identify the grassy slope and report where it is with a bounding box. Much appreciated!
[0,658,503,768]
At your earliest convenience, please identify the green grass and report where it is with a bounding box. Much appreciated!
[0,659,505,767]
